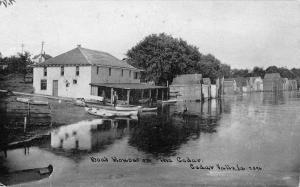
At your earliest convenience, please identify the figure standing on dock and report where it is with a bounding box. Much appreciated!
[113,91,118,107]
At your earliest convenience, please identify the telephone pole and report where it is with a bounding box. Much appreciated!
[21,43,24,54]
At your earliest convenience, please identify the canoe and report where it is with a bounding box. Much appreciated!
[141,107,158,112]
[162,99,177,104]
[86,107,138,117]
[86,107,114,117]
[115,105,142,111]
[16,97,49,105]
[0,165,53,186]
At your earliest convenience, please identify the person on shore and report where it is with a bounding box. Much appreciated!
[113,91,118,107]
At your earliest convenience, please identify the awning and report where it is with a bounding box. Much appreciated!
[90,83,167,90]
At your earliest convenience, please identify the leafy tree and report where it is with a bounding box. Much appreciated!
[126,33,202,85]
[219,63,231,78]
[0,0,14,7]
[265,66,279,73]
[251,66,265,78]
[4,52,33,80]
[277,67,295,79]
[195,54,222,83]
[231,69,250,78]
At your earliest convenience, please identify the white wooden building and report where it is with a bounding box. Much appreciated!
[33,45,142,99]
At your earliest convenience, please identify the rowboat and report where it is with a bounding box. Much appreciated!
[85,107,114,117]
[162,99,177,104]
[16,97,49,105]
[85,107,138,117]
[141,107,157,112]
[115,105,142,111]
[0,165,53,186]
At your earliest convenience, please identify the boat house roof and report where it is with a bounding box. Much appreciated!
[35,45,141,71]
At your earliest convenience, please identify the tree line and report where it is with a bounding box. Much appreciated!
[126,33,300,85]
[1,33,300,86]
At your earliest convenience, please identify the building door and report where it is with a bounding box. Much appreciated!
[52,80,58,96]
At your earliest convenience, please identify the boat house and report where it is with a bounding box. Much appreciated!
[263,73,284,92]
[33,45,167,104]
[223,78,237,94]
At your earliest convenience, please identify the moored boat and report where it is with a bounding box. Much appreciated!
[0,165,53,186]
[85,107,138,117]
[162,99,177,104]
[16,97,49,105]
[115,105,142,111]
[141,107,158,112]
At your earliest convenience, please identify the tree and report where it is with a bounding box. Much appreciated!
[265,66,279,74]
[277,67,295,79]
[251,66,265,78]
[126,33,202,85]
[231,69,249,78]
[219,63,231,78]
[0,0,14,7]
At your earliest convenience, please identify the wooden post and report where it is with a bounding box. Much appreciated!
[127,89,131,105]
[141,89,144,99]
[24,116,27,133]
[110,88,114,104]
[156,89,158,101]
[161,89,164,101]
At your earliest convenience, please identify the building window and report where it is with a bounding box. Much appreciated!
[97,67,99,74]
[61,66,64,76]
[109,68,111,76]
[129,70,131,77]
[76,66,79,76]
[73,79,77,84]
[41,79,47,90]
[121,69,124,77]
[43,67,47,76]
[134,72,138,79]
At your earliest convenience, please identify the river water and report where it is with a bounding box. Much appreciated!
[0,92,300,186]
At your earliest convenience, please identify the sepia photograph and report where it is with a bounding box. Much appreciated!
[0,0,300,186]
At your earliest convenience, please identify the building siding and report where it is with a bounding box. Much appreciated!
[90,66,140,84]
[33,66,92,98]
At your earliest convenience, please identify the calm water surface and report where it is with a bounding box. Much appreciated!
[0,92,300,186]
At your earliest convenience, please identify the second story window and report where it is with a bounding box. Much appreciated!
[129,70,131,78]
[109,68,111,76]
[121,69,124,77]
[43,67,47,76]
[76,66,79,76]
[61,66,64,76]
[134,72,138,79]
[97,67,99,74]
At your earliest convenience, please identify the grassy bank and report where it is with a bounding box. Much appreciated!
[0,73,96,147]
[0,73,34,93]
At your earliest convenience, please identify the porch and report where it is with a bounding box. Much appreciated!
[90,83,168,105]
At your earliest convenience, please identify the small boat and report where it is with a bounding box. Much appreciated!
[162,99,177,104]
[16,97,49,105]
[85,107,114,117]
[115,105,142,111]
[86,107,138,117]
[141,107,158,112]
[0,165,53,186]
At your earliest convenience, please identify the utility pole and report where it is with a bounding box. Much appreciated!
[40,41,44,55]
[21,43,24,54]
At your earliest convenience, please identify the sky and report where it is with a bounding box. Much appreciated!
[0,0,299,69]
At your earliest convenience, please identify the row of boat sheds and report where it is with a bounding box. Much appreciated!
[169,73,298,101]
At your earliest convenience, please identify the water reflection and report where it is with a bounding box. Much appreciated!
[49,118,135,160]
[128,100,222,157]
